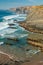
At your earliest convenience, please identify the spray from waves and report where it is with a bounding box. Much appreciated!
[3,14,27,21]
[0,13,27,46]
[0,22,9,30]
[3,15,19,20]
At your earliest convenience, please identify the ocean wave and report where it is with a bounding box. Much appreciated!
[0,22,8,30]
[3,15,19,20]
[3,14,26,21]
[18,14,27,17]
[19,34,28,38]
[0,42,4,45]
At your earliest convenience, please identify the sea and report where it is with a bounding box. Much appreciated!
[0,10,40,61]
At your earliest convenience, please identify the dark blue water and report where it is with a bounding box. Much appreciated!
[0,10,16,17]
[0,10,16,22]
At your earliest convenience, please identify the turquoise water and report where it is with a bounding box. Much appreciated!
[0,10,40,61]
[0,10,29,60]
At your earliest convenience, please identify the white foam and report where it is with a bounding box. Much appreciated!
[5,29,18,34]
[0,42,4,45]
[18,14,27,17]
[0,22,9,30]
[3,15,19,20]
[3,14,27,21]
[27,50,40,55]
[19,34,28,38]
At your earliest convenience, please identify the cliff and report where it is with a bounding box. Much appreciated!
[10,6,31,14]
[19,6,43,51]
[20,6,43,33]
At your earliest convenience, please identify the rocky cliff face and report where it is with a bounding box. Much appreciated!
[10,6,43,50]
[20,6,43,33]
[10,6,31,14]
[19,6,43,51]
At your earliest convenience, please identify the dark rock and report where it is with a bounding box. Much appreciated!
[15,61,21,65]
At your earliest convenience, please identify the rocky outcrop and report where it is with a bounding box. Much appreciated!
[27,33,43,51]
[19,6,43,51]
[19,6,43,34]
[0,53,15,65]
[10,6,31,14]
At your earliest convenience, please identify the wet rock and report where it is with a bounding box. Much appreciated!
[26,49,30,51]
[4,63,8,65]
[15,61,22,65]
[0,64,3,65]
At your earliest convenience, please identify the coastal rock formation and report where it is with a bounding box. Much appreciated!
[0,6,43,65]
[27,33,43,51]
[22,51,43,65]
[20,6,43,34]
[0,53,15,65]
[19,6,43,51]
[10,6,31,14]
